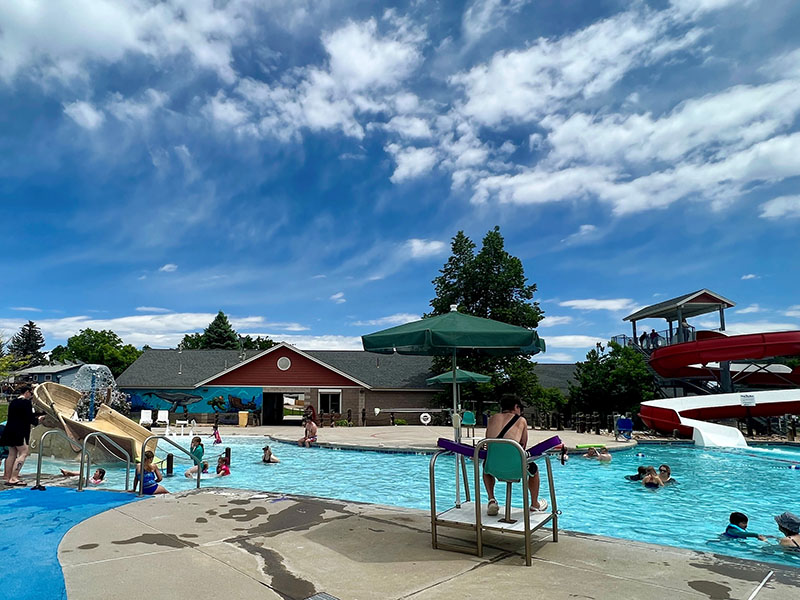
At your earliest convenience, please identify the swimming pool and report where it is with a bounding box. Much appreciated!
[33,437,800,568]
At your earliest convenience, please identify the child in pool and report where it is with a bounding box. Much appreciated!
[625,466,648,481]
[723,512,767,541]
[642,466,663,488]
[216,455,230,477]
[60,467,105,485]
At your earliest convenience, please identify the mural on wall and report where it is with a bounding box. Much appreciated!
[125,387,263,414]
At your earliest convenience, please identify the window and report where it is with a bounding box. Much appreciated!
[277,356,291,371]
[45,375,52,381]
[319,390,341,414]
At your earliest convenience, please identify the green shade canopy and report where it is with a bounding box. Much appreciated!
[361,310,546,357]
[426,368,492,386]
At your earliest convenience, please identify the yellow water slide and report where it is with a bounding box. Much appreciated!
[33,381,157,461]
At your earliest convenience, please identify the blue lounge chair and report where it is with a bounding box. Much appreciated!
[616,417,633,441]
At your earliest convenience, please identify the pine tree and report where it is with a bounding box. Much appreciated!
[428,227,545,413]
[9,320,46,366]
[202,311,239,349]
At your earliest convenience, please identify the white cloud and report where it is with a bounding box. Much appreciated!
[405,239,446,258]
[760,195,800,219]
[785,305,800,318]
[559,298,635,311]
[741,273,759,280]
[353,313,420,327]
[135,306,172,313]
[538,316,573,327]
[0,0,252,84]
[323,18,423,92]
[461,0,529,42]
[267,334,363,350]
[543,80,800,167]
[159,263,178,272]
[710,321,800,335]
[330,292,346,304]
[386,144,438,182]
[536,352,575,363]
[384,115,432,139]
[107,89,168,122]
[561,224,597,244]
[546,335,607,348]
[10,306,42,312]
[63,100,105,130]
[669,0,752,19]
[451,8,688,126]
[734,304,761,314]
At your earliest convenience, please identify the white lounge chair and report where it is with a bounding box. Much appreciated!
[139,410,153,427]
[155,410,170,427]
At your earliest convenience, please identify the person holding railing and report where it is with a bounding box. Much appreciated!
[679,319,692,343]
[649,329,660,350]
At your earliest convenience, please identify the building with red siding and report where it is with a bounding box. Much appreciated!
[117,342,438,426]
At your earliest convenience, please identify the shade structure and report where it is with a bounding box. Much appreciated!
[362,307,546,508]
[362,310,546,356]
[426,368,492,386]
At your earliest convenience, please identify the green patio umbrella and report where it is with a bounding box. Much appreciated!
[363,308,545,434]
[426,368,492,386]
[362,306,545,505]
[427,368,492,426]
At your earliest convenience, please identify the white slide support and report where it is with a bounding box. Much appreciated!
[681,416,747,448]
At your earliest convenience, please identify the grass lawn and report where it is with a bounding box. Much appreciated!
[0,403,7,422]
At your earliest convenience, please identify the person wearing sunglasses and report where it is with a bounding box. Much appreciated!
[658,464,677,485]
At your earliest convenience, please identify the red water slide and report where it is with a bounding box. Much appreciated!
[649,330,800,382]
[641,330,800,435]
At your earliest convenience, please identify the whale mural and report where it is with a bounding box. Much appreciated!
[125,387,263,414]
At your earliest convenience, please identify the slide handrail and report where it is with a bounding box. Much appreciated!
[34,429,84,490]
[138,435,201,496]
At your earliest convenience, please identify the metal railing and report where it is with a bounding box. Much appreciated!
[81,432,132,492]
[612,325,696,351]
[138,435,201,496]
[33,430,84,491]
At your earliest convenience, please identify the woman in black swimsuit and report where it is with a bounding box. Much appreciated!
[774,512,800,550]
[0,384,45,486]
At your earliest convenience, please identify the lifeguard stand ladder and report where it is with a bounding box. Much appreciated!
[428,438,558,566]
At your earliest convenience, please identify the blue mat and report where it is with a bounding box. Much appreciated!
[0,487,141,600]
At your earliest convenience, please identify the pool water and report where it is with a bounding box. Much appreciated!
[32,437,800,568]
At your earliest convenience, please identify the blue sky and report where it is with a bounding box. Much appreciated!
[1,0,799,363]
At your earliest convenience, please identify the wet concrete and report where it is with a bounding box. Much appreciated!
[59,489,799,600]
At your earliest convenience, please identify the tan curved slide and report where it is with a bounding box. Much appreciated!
[34,381,157,461]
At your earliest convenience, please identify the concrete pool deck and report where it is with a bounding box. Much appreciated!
[12,426,800,599]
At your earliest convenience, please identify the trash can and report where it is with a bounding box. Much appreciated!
[238,411,249,427]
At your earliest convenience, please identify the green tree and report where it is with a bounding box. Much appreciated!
[241,335,276,351]
[428,227,545,413]
[179,312,275,351]
[179,332,205,349]
[52,329,142,378]
[569,342,654,416]
[1,334,28,379]
[9,320,46,367]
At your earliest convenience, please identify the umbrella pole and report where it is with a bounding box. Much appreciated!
[452,351,464,507]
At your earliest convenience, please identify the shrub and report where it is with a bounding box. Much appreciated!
[394,418,408,425]
[334,419,350,427]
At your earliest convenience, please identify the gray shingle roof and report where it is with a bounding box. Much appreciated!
[116,347,436,389]
[306,351,434,389]
[534,363,577,396]
[116,349,261,388]
[15,362,84,375]
[117,346,576,394]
